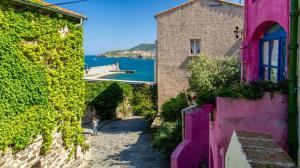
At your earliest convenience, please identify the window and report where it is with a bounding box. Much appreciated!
[190,39,201,54]
[260,24,287,82]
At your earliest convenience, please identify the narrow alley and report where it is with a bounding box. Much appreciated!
[85,117,167,168]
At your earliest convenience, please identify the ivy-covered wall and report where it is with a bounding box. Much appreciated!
[0,2,86,154]
[85,81,133,120]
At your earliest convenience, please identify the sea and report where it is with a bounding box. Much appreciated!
[85,55,155,82]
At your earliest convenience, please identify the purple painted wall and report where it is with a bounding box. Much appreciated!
[171,104,213,168]
[242,0,290,80]
[171,1,290,167]
[209,93,288,168]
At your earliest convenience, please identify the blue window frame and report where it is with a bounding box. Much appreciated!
[259,25,287,82]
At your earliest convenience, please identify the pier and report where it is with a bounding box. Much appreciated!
[84,62,137,80]
[84,63,121,78]
[85,78,155,85]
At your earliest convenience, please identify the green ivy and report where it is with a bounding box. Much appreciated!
[85,81,133,119]
[0,2,86,154]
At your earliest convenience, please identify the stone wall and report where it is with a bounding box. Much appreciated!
[116,98,133,118]
[83,98,133,124]
[85,63,120,77]
[156,0,243,107]
[225,131,295,168]
[0,133,88,168]
[83,105,97,124]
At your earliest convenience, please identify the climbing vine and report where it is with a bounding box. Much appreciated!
[0,2,86,154]
[85,81,133,119]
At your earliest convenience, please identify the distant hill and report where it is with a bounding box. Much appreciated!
[99,43,156,59]
[128,43,156,52]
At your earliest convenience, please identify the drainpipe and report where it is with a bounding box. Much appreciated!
[288,0,299,162]
[76,18,83,27]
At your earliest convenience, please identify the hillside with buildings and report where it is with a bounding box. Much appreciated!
[99,43,156,59]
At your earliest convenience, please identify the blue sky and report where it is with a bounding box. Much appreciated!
[45,0,243,55]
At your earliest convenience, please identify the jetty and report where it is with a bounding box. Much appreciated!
[84,63,136,80]
[85,78,155,85]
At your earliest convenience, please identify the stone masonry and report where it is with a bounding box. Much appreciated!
[0,133,88,168]
[226,131,295,168]
[156,0,243,107]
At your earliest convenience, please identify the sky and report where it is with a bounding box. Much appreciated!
[45,0,243,55]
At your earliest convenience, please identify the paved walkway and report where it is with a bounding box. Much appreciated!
[85,117,167,168]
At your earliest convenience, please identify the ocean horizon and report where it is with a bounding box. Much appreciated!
[85,55,155,82]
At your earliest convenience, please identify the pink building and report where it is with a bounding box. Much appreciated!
[171,0,291,168]
[242,0,289,81]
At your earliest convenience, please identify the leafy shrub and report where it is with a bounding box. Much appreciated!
[217,80,288,100]
[85,81,133,120]
[161,92,188,122]
[152,121,182,156]
[152,92,188,156]
[188,55,240,105]
[0,2,86,154]
[85,81,112,105]
[132,85,158,123]
[188,55,287,105]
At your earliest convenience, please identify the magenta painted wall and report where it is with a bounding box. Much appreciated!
[171,104,213,168]
[242,0,290,80]
[171,1,290,167]
[209,93,288,168]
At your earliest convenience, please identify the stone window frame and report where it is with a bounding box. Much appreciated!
[190,39,201,55]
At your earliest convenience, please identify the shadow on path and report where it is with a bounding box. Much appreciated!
[85,117,168,168]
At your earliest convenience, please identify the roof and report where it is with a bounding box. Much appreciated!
[11,0,87,20]
[155,0,243,18]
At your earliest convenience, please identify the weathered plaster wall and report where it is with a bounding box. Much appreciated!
[242,0,290,80]
[156,0,243,107]
[0,133,88,168]
[171,104,212,168]
[209,93,288,168]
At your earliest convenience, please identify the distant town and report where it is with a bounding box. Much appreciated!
[98,43,156,59]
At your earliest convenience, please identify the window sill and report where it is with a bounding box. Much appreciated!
[188,54,200,58]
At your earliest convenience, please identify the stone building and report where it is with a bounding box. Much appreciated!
[155,0,243,107]
[0,0,88,167]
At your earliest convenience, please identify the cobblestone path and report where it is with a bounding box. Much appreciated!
[85,117,168,168]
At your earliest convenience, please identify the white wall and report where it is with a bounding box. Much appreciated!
[225,131,251,168]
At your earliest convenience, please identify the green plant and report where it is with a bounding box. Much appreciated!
[188,55,287,105]
[161,92,188,122]
[152,120,182,156]
[217,80,288,100]
[85,81,133,120]
[132,85,158,124]
[152,92,188,157]
[188,55,240,105]
[0,2,86,154]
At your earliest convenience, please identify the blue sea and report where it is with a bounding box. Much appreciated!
[85,56,155,82]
